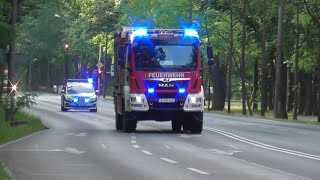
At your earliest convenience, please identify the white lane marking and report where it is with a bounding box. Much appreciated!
[298,132,308,135]
[227,155,311,180]
[105,122,111,124]
[164,145,171,149]
[75,133,87,137]
[138,124,163,132]
[260,125,268,128]
[208,149,242,156]
[66,133,74,136]
[65,148,85,154]
[133,145,140,149]
[187,168,209,175]
[0,130,45,149]
[131,140,136,144]
[204,127,320,161]
[179,134,201,138]
[160,158,178,164]
[230,145,240,150]
[131,136,136,139]
[101,144,106,149]
[141,150,152,155]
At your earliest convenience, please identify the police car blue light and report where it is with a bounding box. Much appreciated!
[73,98,78,103]
[88,78,93,84]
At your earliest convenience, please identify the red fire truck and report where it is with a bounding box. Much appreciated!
[113,27,212,133]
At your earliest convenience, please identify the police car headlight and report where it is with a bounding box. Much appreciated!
[89,94,97,102]
[65,94,72,101]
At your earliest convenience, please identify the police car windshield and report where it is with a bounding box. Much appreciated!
[133,38,198,71]
[67,83,94,94]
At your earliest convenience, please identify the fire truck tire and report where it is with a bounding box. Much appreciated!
[183,120,192,132]
[191,120,203,134]
[115,114,123,130]
[171,120,182,133]
[123,114,137,133]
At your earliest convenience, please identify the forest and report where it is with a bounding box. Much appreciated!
[1,0,319,121]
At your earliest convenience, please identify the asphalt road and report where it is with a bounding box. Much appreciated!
[1,94,320,180]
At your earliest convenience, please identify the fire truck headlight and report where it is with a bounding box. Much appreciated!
[136,96,142,103]
[129,93,149,111]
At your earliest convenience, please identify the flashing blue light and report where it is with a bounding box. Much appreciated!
[148,88,155,93]
[184,29,199,38]
[88,78,93,84]
[179,88,186,93]
[73,98,78,103]
[133,28,148,36]
[85,98,90,103]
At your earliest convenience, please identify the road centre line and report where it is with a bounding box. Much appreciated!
[204,126,320,161]
[131,140,136,144]
[160,158,178,164]
[131,136,136,139]
[133,145,140,149]
[141,150,152,155]
[101,144,106,149]
[187,168,209,175]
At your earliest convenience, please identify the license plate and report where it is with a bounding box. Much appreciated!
[158,98,175,103]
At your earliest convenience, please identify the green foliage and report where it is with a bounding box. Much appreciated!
[2,92,38,121]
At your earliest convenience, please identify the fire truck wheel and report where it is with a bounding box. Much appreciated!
[115,114,123,130]
[183,120,192,132]
[191,120,203,134]
[123,113,137,133]
[171,120,182,133]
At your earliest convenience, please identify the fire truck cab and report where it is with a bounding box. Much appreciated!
[113,27,205,133]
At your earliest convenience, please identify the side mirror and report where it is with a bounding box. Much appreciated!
[60,89,65,94]
[207,45,214,66]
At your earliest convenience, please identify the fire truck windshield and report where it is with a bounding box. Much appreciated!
[132,38,198,72]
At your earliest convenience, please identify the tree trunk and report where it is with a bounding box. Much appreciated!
[252,59,258,110]
[274,4,287,119]
[241,1,247,115]
[293,1,300,120]
[260,0,268,116]
[6,0,17,121]
[212,60,226,110]
[227,0,234,113]
[287,72,294,112]
[298,71,305,114]
[304,73,313,116]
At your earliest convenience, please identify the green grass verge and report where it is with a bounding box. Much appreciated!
[204,102,319,125]
[0,108,45,180]
[0,163,11,180]
[0,109,45,144]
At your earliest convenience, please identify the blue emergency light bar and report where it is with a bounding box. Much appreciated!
[184,29,199,38]
[87,78,93,84]
[133,28,148,36]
